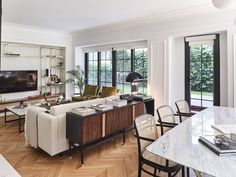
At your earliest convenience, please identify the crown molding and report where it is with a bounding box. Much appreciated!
[72,4,218,36]
[2,22,72,37]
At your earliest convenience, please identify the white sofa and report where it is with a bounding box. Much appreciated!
[26,96,119,156]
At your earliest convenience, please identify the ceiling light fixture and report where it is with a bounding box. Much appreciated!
[212,0,236,9]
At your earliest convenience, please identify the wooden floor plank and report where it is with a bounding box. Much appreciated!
[0,117,195,177]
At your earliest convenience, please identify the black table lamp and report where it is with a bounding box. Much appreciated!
[126,72,144,92]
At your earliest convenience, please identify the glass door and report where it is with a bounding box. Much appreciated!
[185,34,220,109]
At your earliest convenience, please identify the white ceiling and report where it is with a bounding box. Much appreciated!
[3,0,215,32]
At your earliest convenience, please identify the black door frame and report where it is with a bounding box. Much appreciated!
[185,34,220,109]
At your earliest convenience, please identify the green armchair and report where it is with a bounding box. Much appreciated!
[72,84,99,102]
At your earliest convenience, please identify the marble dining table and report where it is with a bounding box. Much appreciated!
[146,106,236,177]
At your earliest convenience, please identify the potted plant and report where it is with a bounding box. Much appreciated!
[65,65,85,95]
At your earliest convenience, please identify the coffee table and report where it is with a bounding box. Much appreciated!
[5,105,37,133]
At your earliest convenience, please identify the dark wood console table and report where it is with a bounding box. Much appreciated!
[66,99,154,166]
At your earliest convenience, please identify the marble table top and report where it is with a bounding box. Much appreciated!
[6,105,38,116]
[147,106,236,177]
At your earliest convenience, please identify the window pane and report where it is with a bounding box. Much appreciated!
[202,60,213,82]
[89,53,94,60]
[190,45,201,60]
[101,71,106,82]
[101,51,106,60]
[189,42,215,109]
[88,61,94,70]
[124,50,131,59]
[106,51,112,59]
[106,60,112,71]
[94,53,98,60]
[106,71,112,82]
[101,60,106,70]
[123,84,131,93]
[117,84,124,93]
[202,100,213,107]
[202,44,213,60]
[191,99,201,107]
[117,50,123,59]
[117,60,123,71]
[117,72,124,83]
[134,48,148,79]
[191,91,201,100]
[190,60,201,81]
[123,60,131,71]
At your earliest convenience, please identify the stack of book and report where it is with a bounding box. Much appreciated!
[199,135,236,156]
[106,99,127,107]
[72,107,96,116]
[90,104,113,111]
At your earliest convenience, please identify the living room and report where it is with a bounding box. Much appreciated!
[1,0,236,177]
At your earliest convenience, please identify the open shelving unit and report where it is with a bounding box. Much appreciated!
[0,42,66,101]
[40,47,66,97]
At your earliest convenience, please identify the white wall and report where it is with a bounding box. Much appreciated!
[1,23,73,100]
[72,10,236,109]
[168,37,185,110]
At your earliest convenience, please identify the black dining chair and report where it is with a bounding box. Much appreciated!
[134,114,184,177]
[175,100,195,122]
[156,105,179,136]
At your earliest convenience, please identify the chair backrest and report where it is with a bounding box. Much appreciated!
[175,100,190,122]
[83,84,99,97]
[100,86,118,98]
[134,115,158,154]
[156,105,175,135]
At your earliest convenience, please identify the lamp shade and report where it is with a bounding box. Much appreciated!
[126,72,144,83]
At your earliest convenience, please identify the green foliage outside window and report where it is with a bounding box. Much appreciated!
[190,44,214,92]
[86,48,148,94]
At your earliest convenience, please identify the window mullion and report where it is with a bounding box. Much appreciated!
[131,49,135,72]
[112,50,117,87]
[98,52,101,86]
[84,53,88,84]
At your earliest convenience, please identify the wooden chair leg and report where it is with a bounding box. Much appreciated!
[182,166,185,177]
[154,168,157,177]
[138,164,142,177]
[187,167,190,177]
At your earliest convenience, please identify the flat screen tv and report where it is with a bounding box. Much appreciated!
[0,70,38,94]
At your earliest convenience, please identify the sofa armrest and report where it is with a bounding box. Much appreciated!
[37,112,58,156]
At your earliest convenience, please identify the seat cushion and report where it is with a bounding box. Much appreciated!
[83,84,99,96]
[100,86,118,98]
[142,149,178,168]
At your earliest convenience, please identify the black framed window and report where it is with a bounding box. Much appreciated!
[100,51,112,87]
[116,50,132,93]
[134,48,148,95]
[185,34,220,109]
[85,48,148,94]
[87,52,98,85]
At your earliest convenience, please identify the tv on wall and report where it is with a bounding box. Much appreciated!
[0,70,38,94]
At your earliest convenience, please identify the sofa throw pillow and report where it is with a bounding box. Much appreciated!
[100,86,118,98]
[83,84,99,96]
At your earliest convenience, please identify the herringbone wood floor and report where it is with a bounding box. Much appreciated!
[0,116,194,177]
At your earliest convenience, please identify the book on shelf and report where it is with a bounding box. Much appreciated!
[105,99,127,107]
[72,107,96,116]
[90,104,113,111]
[199,135,236,156]
[211,124,236,134]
